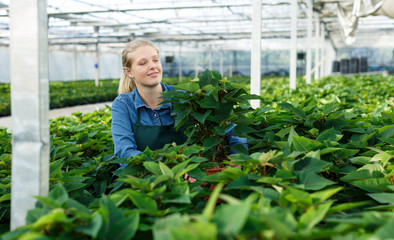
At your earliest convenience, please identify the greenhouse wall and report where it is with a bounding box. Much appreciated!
[1,47,393,84]
[0,47,123,83]
[0,47,10,83]
[336,48,394,74]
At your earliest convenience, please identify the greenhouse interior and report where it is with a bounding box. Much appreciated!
[0,0,393,239]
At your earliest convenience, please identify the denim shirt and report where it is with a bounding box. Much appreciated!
[111,83,247,158]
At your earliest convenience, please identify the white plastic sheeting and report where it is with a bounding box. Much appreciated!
[49,51,122,81]
[338,0,394,44]
[0,48,9,83]
[0,49,122,83]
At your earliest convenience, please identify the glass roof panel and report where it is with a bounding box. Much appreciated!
[0,0,393,50]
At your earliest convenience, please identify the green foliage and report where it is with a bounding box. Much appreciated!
[0,80,118,117]
[0,74,394,239]
[0,77,194,117]
[161,70,259,164]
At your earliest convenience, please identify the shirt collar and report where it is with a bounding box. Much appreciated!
[133,83,172,110]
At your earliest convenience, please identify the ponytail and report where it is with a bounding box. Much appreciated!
[118,72,136,94]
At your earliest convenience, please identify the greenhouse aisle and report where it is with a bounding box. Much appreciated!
[0,101,113,133]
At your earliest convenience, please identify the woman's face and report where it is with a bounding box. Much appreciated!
[126,45,162,89]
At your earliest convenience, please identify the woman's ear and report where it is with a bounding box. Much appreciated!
[124,67,134,79]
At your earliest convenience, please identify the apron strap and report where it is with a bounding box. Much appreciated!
[136,107,141,124]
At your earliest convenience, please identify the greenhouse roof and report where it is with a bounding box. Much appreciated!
[0,0,393,52]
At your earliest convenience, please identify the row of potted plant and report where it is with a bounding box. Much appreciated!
[0,71,393,239]
[0,80,119,117]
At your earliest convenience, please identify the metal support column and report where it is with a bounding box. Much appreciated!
[305,0,313,84]
[74,46,78,81]
[10,0,49,229]
[314,13,320,80]
[194,51,199,78]
[219,51,224,76]
[178,42,182,82]
[229,52,233,77]
[250,0,262,109]
[319,23,325,79]
[208,51,212,70]
[94,26,100,87]
[289,0,298,90]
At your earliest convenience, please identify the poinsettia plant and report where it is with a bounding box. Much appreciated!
[161,70,259,165]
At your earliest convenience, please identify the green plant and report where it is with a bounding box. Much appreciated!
[1,74,394,239]
[161,70,257,165]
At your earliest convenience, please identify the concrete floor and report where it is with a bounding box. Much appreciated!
[0,101,112,133]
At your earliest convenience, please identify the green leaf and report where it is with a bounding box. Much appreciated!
[66,198,92,214]
[50,160,64,178]
[362,132,376,142]
[293,136,322,152]
[379,125,394,138]
[226,176,253,190]
[230,144,249,155]
[198,70,214,87]
[32,208,68,229]
[197,94,218,109]
[327,201,370,215]
[170,222,217,240]
[294,157,332,174]
[298,172,336,190]
[202,182,224,220]
[98,195,124,238]
[321,103,339,115]
[203,137,222,150]
[340,169,384,182]
[214,126,225,135]
[233,124,257,135]
[107,212,139,240]
[351,178,391,193]
[278,102,306,119]
[212,202,250,238]
[320,147,342,155]
[287,126,299,149]
[75,214,103,238]
[349,156,371,165]
[0,193,10,203]
[144,161,162,175]
[193,110,212,124]
[159,161,174,177]
[48,184,69,205]
[360,163,385,171]
[367,193,394,205]
[174,110,188,129]
[316,128,337,142]
[299,201,333,231]
[174,83,200,93]
[370,151,392,167]
[128,190,158,212]
[375,219,394,239]
[153,213,184,240]
[310,187,343,204]
[379,137,394,145]
[171,160,190,177]
[215,103,234,121]
[64,181,88,192]
[34,196,61,209]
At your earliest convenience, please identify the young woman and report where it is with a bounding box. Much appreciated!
[111,39,246,162]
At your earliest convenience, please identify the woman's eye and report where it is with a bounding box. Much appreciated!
[153,59,159,62]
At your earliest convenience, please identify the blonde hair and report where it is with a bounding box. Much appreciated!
[118,39,159,94]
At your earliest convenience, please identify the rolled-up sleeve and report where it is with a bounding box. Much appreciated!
[225,124,248,154]
[111,98,142,158]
